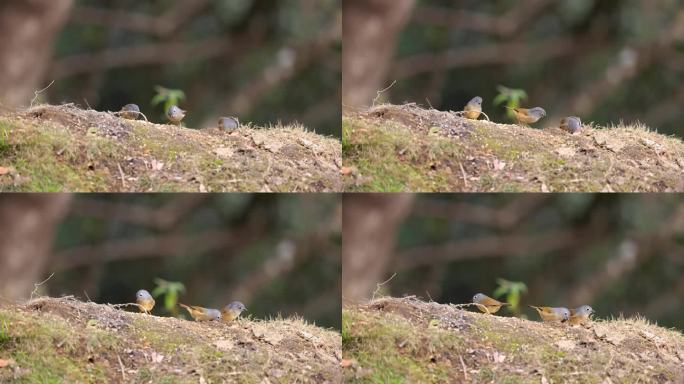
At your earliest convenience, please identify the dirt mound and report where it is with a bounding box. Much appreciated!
[342,296,684,383]
[0,104,342,192]
[0,296,341,383]
[343,104,684,192]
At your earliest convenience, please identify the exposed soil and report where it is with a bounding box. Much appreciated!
[342,296,684,383]
[0,104,342,192]
[343,104,684,192]
[0,296,341,383]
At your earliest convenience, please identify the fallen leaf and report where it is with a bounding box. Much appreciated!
[150,159,164,171]
[264,141,284,153]
[594,132,625,152]
[213,147,233,158]
[555,147,576,158]
[640,138,664,153]
[0,167,12,175]
[340,167,353,175]
[602,184,615,193]
[213,339,233,351]
[492,352,506,363]
[555,339,576,351]
[492,159,506,171]
[340,359,355,368]
[150,351,164,364]
[0,358,15,368]
[298,138,314,149]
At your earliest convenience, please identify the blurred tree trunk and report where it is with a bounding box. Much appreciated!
[342,0,415,108]
[342,194,414,303]
[0,0,73,107]
[0,195,72,300]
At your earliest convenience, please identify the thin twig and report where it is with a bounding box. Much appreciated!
[30,80,55,108]
[372,272,397,301]
[117,354,126,381]
[459,162,469,189]
[117,163,127,189]
[372,80,397,107]
[459,355,468,380]
[426,290,434,302]
[30,273,54,301]
[83,290,92,302]
[425,98,435,110]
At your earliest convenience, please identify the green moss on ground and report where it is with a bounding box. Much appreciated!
[0,297,341,383]
[343,104,684,192]
[342,297,684,384]
[0,104,341,192]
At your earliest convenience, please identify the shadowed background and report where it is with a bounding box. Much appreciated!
[343,0,684,138]
[0,0,341,137]
[342,194,684,331]
[0,194,341,329]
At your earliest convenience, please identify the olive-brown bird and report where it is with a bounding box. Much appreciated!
[529,306,570,323]
[179,303,222,322]
[135,289,155,314]
[472,293,510,314]
[120,104,141,120]
[569,305,594,326]
[506,106,546,125]
[221,301,247,323]
[560,116,582,134]
[463,96,483,120]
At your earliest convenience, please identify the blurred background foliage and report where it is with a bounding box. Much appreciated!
[342,194,684,331]
[7,0,341,136]
[3,194,341,329]
[344,0,684,137]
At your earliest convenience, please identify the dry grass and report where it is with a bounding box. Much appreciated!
[342,296,684,383]
[0,104,342,192]
[0,296,341,383]
[343,104,684,192]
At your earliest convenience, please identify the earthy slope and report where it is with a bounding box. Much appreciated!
[0,104,342,192]
[0,297,341,383]
[342,297,684,383]
[342,104,684,192]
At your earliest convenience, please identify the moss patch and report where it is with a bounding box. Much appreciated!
[343,104,684,192]
[342,297,684,383]
[0,104,341,192]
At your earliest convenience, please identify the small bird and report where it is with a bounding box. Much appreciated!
[560,116,582,134]
[221,301,247,323]
[120,104,141,120]
[506,106,546,125]
[167,105,186,126]
[529,306,570,323]
[218,117,240,132]
[472,293,510,314]
[569,305,594,326]
[179,303,222,322]
[135,289,155,314]
[463,96,483,120]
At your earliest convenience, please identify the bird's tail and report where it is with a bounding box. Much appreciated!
[178,303,191,310]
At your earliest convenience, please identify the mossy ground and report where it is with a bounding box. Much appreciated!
[342,297,684,383]
[0,297,341,383]
[0,104,342,192]
[343,104,684,192]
